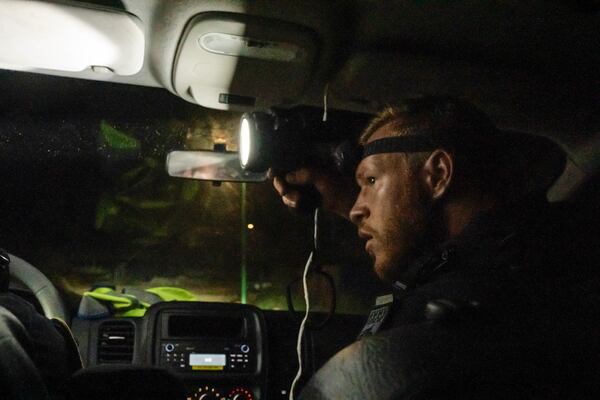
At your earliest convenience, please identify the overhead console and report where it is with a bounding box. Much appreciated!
[172,12,319,111]
[144,302,267,399]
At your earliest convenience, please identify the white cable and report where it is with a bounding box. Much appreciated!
[289,250,313,400]
[313,207,320,249]
[322,83,329,122]
[289,209,320,400]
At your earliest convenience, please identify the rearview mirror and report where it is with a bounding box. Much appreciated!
[166,151,267,182]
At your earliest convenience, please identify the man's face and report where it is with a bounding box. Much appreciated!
[350,124,433,282]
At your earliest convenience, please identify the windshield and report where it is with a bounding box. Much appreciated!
[0,71,381,313]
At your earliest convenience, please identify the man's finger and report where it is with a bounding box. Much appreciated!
[273,176,289,196]
[282,195,297,208]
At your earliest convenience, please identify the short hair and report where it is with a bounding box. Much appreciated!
[361,96,497,144]
[360,96,566,200]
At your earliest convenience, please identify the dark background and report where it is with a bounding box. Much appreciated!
[0,70,381,313]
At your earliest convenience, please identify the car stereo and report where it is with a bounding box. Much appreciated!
[144,301,267,399]
[158,338,255,373]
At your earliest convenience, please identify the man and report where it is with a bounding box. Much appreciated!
[273,97,600,399]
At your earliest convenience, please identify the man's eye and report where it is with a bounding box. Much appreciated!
[367,177,376,185]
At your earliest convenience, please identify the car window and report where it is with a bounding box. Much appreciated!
[0,71,381,314]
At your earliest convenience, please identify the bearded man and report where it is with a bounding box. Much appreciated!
[273,97,600,399]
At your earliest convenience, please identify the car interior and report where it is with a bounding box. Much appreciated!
[0,1,598,399]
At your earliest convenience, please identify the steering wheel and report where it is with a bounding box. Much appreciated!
[0,254,63,400]
[8,253,68,322]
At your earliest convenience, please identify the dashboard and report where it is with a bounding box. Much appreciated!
[71,301,365,399]
[73,302,268,400]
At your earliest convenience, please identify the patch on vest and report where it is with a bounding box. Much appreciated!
[358,294,393,338]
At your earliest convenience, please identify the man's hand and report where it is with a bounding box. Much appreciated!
[270,167,358,220]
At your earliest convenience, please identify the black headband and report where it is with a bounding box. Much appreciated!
[362,136,441,159]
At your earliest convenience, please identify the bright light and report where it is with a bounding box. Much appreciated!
[240,117,251,168]
[247,224,254,230]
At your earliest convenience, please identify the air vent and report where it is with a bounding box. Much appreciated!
[97,320,135,364]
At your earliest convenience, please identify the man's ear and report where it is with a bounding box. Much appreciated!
[422,149,453,200]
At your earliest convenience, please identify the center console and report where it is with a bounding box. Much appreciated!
[144,302,267,400]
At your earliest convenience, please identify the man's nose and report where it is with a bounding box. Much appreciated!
[349,198,369,225]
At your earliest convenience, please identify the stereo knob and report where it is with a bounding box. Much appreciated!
[240,344,250,353]
[165,343,175,352]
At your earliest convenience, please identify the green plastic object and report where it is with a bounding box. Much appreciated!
[79,286,197,318]
[145,287,196,302]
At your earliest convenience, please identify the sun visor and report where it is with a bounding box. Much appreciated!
[173,13,318,111]
[0,0,144,75]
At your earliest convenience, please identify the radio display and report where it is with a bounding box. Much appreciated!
[168,315,244,338]
[189,354,226,371]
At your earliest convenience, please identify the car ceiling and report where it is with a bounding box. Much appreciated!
[1,0,599,196]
